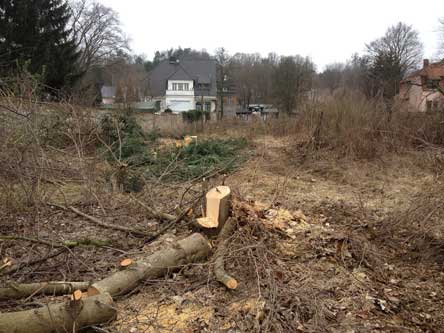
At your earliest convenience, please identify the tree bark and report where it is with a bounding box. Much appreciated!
[0,293,116,333]
[88,233,211,296]
[0,281,91,300]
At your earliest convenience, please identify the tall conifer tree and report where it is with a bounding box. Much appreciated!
[0,0,80,93]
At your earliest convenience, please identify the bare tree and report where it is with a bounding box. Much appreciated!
[318,63,345,93]
[229,53,275,108]
[70,0,130,73]
[365,22,423,101]
[273,56,315,114]
[366,22,423,76]
[215,47,230,119]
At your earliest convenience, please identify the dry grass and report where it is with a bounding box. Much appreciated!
[1,90,444,332]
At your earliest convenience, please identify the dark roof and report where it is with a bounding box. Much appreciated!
[149,57,217,97]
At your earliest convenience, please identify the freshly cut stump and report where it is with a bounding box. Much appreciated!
[72,289,83,301]
[196,186,231,229]
[88,233,211,297]
[120,258,133,268]
[0,281,90,300]
[0,293,116,333]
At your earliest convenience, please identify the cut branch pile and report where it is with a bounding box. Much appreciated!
[0,233,212,333]
[0,186,241,332]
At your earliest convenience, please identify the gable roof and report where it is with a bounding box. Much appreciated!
[403,60,444,82]
[149,57,217,97]
[167,65,194,81]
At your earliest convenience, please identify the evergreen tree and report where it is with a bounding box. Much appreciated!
[0,0,80,93]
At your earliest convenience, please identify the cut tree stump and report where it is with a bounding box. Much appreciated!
[0,293,116,333]
[120,258,133,268]
[88,233,211,296]
[0,281,90,300]
[72,289,83,301]
[196,186,231,229]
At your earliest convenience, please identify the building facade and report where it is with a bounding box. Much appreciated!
[399,59,444,112]
[149,57,217,112]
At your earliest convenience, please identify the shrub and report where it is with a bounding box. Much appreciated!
[296,92,444,160]
[182,109,211,123]
[146,128,161,142]
[99,110,149,164]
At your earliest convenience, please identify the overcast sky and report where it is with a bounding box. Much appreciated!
[99,0,444,70]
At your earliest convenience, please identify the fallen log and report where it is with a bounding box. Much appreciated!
[0,281,91,300]
[0,293,116,333]
[214,217,238,289]
[88,233,211,296]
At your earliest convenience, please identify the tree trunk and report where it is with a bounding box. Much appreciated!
[0,281,90,300]
[88,233,211,296]
[0,293,116,333]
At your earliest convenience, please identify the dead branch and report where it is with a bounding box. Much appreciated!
[130,194,176,221]
[88,233,211,297]
[68,206,150,237]
[0,235,110,248]
[0,293,116,333]
[0,281,91,300]
[214,217,238,289]
[2,248,67,276]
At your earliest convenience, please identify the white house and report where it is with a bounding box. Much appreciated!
[149,57,217,112]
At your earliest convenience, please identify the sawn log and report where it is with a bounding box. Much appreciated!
[88,233,211,296]
[0,281,90,300]
[0,293,116,333]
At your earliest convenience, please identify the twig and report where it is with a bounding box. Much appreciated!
[142,194,205,245]
[68,206,150,237]
[2,248,67,276]
[0,235,111,248]
[130,194,176,222]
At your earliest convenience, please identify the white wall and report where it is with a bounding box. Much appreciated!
[166,96,195,112]
[404,77,443,112]
[166,80,194,96]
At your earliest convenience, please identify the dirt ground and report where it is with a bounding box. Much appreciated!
[1,134,443,332]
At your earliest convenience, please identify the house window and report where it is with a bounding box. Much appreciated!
[426,79,440,89]
[196,102,202,111]
[172,83,178,90]
[204,102,211,111]
[178,83,183,91]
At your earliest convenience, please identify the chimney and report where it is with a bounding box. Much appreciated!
[423,59,429,68]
